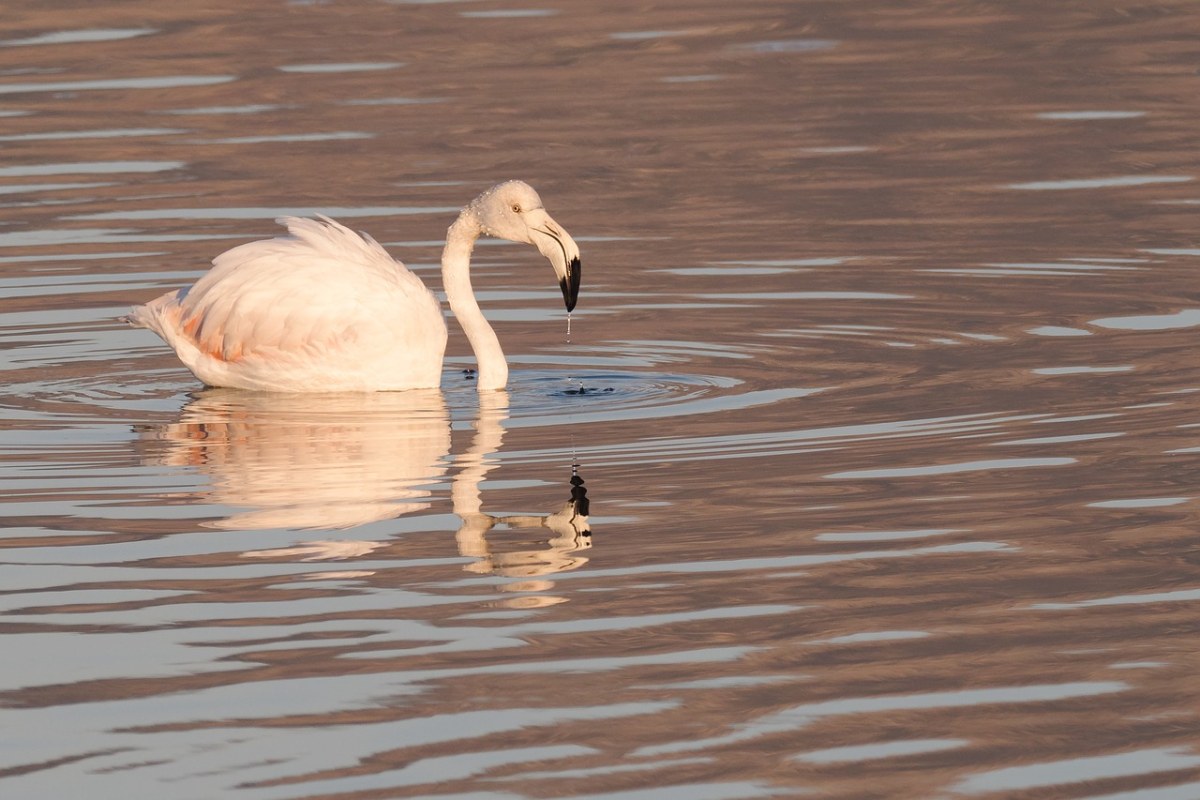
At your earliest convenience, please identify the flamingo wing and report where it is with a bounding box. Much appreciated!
[134,216,447,391]
[181,216,437,359]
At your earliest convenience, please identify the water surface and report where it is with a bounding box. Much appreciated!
[4,2,1200,798]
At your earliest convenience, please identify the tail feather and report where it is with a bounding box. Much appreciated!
[124,290,183,338]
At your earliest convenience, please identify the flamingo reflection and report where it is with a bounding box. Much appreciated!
[137,389,592,592]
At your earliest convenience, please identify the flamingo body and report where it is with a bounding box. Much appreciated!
[126,182,580,392]
[129,216,446,391]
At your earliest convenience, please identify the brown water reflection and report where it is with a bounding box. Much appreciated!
[4,1,1200,798]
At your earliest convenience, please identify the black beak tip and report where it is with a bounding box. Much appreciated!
[560,256,581,312]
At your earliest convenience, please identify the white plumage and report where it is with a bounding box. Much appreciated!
[126,181,581,392]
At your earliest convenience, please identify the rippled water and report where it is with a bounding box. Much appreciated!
[4,2,1200,798]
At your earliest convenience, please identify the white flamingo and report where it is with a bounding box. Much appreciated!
[125,181,581,392]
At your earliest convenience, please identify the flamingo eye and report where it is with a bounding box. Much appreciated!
[511,203,521,213]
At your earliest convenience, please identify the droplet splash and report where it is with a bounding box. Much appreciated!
[562,386,615,396]
[564,310,587,394]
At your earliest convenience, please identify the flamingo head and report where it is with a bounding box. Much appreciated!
[472,180,581,312]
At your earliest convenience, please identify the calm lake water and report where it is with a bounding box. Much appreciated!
[4,2,1200,798]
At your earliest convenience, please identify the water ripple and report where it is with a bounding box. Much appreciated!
[1091,309,1200,331]
[1007,175,1192,191]
[278,62,403,73]
[795,738,966,764]
[634,682,1127,757]
[1,28,157,47]
[950,747,1200,795]
[0,75,234,94]
[826,457,1076,480]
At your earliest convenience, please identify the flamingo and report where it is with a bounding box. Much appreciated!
[125,180,581,392]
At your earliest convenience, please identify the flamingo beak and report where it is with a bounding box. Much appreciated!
[530,212,581,312]
[560,255,581,312]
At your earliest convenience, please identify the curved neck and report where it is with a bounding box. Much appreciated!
[443,211,508,390]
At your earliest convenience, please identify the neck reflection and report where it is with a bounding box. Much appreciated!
[454,391,592,606]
